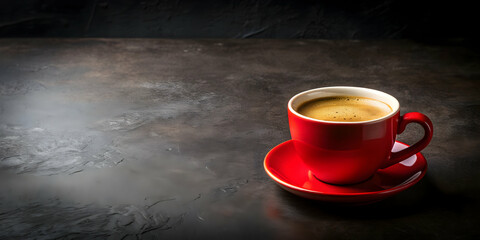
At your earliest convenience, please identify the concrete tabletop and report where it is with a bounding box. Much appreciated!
[0,39,479,239]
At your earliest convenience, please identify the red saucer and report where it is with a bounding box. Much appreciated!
[264,140,427,204]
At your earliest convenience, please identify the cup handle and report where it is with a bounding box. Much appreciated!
[380,112,433,169]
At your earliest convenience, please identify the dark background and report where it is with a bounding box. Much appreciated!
[0,0,477,39]
[1,1,480,239]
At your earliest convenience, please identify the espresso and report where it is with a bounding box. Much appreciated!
[297,96,392,122]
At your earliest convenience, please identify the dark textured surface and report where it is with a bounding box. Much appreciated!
[0,0,478,38]
[0,39,479,239]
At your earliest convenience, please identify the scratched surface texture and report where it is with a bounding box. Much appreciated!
[0,0,477,38]
[0,39,479,239]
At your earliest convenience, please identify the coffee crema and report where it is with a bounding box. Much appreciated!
[296,96,393,122]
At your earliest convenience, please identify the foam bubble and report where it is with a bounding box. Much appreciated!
[297,96,392,122]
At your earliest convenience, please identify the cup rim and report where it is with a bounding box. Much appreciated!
[288,86,400,124]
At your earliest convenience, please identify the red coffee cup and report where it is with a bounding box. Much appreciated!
[288,86,433,185]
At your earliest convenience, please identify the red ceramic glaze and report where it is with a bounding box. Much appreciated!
[288,87,433,185]
[264,140,427,204]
